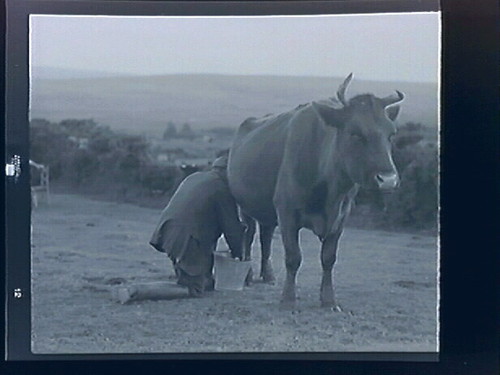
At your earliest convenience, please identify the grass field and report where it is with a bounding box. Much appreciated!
[31,193,438,354]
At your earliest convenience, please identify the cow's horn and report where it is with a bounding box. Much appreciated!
[337,73,353,107]
[381,90,405,107]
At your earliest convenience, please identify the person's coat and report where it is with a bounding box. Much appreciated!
[150,170,244,276]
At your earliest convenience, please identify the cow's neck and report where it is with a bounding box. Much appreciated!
[319,135,354,198]
[304,163,357,239]
[323,181,359,237]
[293,109,358,238]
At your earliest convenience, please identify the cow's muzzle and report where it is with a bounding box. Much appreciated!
[375,172,400,190]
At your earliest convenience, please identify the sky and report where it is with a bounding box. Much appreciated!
[30,12,440,83]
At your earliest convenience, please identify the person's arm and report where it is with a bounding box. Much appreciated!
[215,188,245,259]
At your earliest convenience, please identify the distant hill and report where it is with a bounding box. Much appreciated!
[30,73,439,137]
[31,66,137,80]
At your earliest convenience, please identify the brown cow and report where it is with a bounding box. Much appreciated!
[228,74,404,309]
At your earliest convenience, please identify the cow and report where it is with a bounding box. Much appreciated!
[227,74,404,309]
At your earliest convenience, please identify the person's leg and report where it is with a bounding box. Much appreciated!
[176,266,205,297]
[175,238,215,297]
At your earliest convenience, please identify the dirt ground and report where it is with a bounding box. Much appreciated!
[31,193,438,354]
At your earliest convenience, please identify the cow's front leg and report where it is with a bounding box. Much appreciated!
[259,223,276,283]
[320,230,343,309]
[278,210,301,309]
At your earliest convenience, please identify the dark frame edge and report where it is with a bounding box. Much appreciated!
[5,0,34,363]
[4,0,445,365]
[7,351,440,362]
[8,0,440,17]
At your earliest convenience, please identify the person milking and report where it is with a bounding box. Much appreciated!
[149,155,245,297]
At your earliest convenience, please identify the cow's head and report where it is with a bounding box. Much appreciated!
[312,73,404,190]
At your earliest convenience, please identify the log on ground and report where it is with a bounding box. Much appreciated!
[112,281,188,304]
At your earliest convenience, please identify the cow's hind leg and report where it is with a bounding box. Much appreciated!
[320,230,342,309]
[278,211,301,309]
[259,223,276,283]
[241,212,256,261]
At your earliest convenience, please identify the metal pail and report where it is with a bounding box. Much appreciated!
[214,252,251,291]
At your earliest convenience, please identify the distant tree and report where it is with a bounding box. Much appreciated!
[139,164,180,195]
[120,135,148,155]
[72,149,100,185]
[89,126,115,154]
[384,142,438,229]
[59,119,98,137]
[163,121,178,139]
[179,122,195,140]
[30,118,51,128]
[30,119,76,179]
[352,121,438,230]
[392,122,425,151]
[208,127,236,137]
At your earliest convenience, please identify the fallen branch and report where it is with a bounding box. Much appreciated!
[112,281,188,304]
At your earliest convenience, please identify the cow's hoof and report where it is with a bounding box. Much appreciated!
[321,301,342,312]
[261,272,276,284]
[261,264,275,284]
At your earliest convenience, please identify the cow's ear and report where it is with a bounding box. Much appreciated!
[311,101,345,128]
[386,105,401,121]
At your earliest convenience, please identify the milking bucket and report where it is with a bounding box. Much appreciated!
[214,252,251,291]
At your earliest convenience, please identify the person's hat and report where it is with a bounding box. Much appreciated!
[212,156,228,169]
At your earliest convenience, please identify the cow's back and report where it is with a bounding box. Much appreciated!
[228,112,293,225]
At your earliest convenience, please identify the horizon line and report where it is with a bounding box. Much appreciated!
[31,67,439,85]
